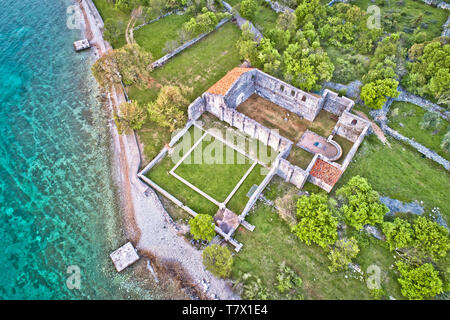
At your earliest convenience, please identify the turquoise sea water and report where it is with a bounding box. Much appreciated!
[0,0,164,299]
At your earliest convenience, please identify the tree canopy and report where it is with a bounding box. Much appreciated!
[336,176,389,230]
[327,237,360,272]
[396,261,443,300]
[202,244,233,278]
[291,194,338,248]
[92,44,153,89]
[147,85,191,131]
[189,214,216,242]
[115,100,147,134]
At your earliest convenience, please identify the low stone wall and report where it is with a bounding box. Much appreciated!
[151,18,230,69]
[263,0,295,13]
[134,9,184,31]
[443,16,450,36]
[380,123,450,170]
[240,159,280,218]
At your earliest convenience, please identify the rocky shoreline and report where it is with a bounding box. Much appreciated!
[76,0,238,300]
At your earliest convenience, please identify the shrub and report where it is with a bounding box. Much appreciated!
[382,218,414,251]
[396,261,443,300]
[202,244,233,278]
[413,216,450,261]
[115,100,147,133]
[189,214,216,241]
[327,237,360,272]
[240,273,270,299]
[420,111,443,131]
[240,0,257,20]
[276,261,303,294]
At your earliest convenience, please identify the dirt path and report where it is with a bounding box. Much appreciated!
[355,111,391,147]
[125,7,142,45]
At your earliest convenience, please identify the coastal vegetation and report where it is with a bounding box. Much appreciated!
[189,214,216,241]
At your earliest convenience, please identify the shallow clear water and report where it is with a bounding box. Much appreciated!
[0,0,163,299]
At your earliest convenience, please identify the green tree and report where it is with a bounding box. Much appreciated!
[294,0,326,28]
[283,40,333,91]
[396,261,443,300]
[92,44,153,89]
[360,78,399,110]
[147,85,191,131]
[103,18,125,46]
[236,22,258,64]
[257,38,282,75]
[240,0,257,20]
[291,194,338,248]
[413,216,450,261]
[202,244,233,278]
[336,176,389,230]
[382,218,414,251]
[277,9,296,33]
[189,214,216,241]
[115,100,147,134]
[327,237,360,272]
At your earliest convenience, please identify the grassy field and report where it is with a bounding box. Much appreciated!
[92,0,130,48]
[387,101,449,161]
[134,12,194,59]
[151,22,242,101]
[231,202,403,299]
[334,134,450,222]
[250,3,279,36]
[286,146,315,169]
[353,0,448,42]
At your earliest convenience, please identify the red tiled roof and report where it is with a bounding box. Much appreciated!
[206,67,253,95]
[310,159,342,187]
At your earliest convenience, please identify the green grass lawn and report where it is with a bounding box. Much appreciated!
[333,134,355,165]
[174,135,254,202]
[146,126,269,215]
[353,0,448,42]
[151,22,242,101]
[134,12,194,59]
[334,134,450,222]
[232,202,404,299]
[92,0,130,48]
[387,101,449,161]
[287,145,315,169]
[250,4,279,36]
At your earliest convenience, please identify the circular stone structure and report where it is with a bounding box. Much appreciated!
[297,130,342,161]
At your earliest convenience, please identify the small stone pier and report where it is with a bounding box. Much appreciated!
[73,39,90,52]
[110,242,140,272]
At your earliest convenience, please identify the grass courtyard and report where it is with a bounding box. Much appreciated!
[92,0,130,48]
[134,12,194,59]
[146,125,268,216]
[387,101,449,161]
[150,22,242,101]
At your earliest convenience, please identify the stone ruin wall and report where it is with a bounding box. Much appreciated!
[334,111,369,143]
[202,92,293,155]
[224,70,256,109]
[276,158,309,189]
[187,96,206,121]
[253,70,321,121]
[322,89,354,117]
